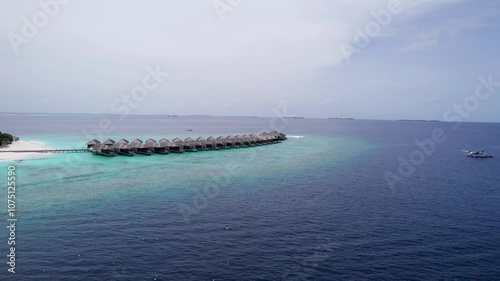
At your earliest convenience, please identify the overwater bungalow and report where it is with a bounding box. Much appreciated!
[233,135,245,148]
[195,137,209,151]
[91,144,116,157]
[154,138,170,154]
[207,136,223,150]
[248,134,259,146]
[271,130,287,141]
[259,132,277,144]
[240,134,253,147]
[239,134,251,147]
[223,135,236,148]
[144,138,168,154]
[253,135,265,145]
[111,142,135,156]
[128,139,140,150]
[266,130,286,142]
[183,137,198,152]
[220,136,233,148]
[86,139,101,149]
[270,133,280,142]
[204,136,215,150]
[161,138,183,153]
[265,133,276,143]
[144,138,158,152]
[129,139,153,155]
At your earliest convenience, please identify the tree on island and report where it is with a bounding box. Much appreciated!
[0,132,19,148]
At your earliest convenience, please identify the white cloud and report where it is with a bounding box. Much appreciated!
[1,0,498,121]
[396,3,494,53]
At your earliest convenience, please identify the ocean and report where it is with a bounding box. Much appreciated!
[0,114,499,280]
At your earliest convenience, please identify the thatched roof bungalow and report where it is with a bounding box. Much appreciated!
[260,132,275,143]
[264,130,286,141]
[205,136,215,150]
[171,141,185,153]
[195,137,209,150]
[259,132,277,144]
[207,136,222,150]
[129,139,152,155]
[251,134,265,145]
[248,134,259,146]
[170,138,185,153]
[271,130,287,141]
[111,142,135,156]
[144,138,157,149]
[86,139,101,149]
[233,135,244,148]
[217,136,231,148]
[151,138,169,154]
[242,134,253,147]
[91,144,115,157]
[240,134,252,147]
[223,135,236,148]
[183,137,198,152]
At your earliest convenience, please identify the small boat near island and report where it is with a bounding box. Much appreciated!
[462,149,493,158]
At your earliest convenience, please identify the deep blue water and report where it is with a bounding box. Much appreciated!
[0,115,499,280]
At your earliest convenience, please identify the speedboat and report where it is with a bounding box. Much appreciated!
[462,150,493,158]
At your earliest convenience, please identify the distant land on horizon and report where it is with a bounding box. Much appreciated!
[1,112,500,124]
[397,119,441,122]
[328,117,355,120]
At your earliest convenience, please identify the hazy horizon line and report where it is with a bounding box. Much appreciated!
[1,111,500,124]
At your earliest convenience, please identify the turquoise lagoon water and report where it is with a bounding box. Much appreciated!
[4,133,370,215]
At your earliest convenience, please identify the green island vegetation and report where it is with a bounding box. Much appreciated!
[0,132,19,148]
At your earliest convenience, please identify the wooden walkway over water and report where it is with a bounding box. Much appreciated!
[0,149,89,153]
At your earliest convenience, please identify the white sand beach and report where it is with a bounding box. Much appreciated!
[0,140,53,162]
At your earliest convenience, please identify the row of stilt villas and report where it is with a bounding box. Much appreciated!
[86,131,287,157]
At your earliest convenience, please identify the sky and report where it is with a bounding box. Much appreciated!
[1,0,499,121]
